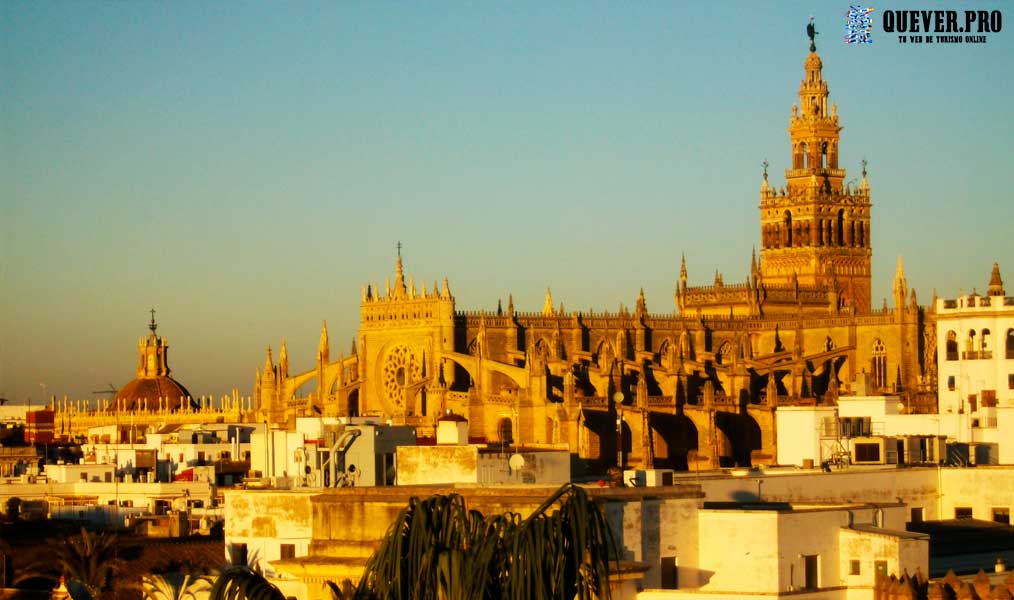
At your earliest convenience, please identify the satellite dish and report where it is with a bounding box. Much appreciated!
[508,453,526,471]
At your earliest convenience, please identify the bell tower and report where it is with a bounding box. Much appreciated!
[759,22,872,312]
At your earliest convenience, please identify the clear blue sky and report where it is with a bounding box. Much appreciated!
[2,1,1011,403]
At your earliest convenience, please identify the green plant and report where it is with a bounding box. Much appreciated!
[142,573,213,600]
[209,566,286,600]
[336,482,616,600]
[53,527,122,600]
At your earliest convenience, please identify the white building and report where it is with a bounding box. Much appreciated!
[936,263,1014,415]
[249,417,416,488]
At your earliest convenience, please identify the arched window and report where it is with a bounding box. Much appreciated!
[497,418,514,446]
[716,341,733,365]
[981,329,991,354]
[784,210,793,247]
[836,209,845,246]
[871,339,887,390]
[967,330,977,355]
[1007,329,1014,359]
[946,331,958,361]
[801,143,809,169]
[821,142,828,168]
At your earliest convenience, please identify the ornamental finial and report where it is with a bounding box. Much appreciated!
[807,16,818,52]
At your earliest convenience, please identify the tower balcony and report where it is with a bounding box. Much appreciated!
[784,167,845,179]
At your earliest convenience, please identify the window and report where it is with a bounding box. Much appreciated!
[1009,374,1014,390]
[874,561,888,577]
[993,508,1010,525]
[955,507,973,519]
[280,544,295,560]
[803,554,819,590]
[871,339,887,389]
[910,507,923,523]
[946,331,958,361]
[230,543,248,566]
[948,376,956,391]
[1007,329,1014,359]
[660,556,678,589]
[854,443,881,463]
[850,560,861,576]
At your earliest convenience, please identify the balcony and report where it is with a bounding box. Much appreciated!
[961,351,993,360]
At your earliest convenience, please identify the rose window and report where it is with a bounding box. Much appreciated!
[382,345,420,407]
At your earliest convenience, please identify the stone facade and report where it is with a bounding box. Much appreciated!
[250,43,941,474]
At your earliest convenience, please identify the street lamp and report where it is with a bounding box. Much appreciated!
[613,392,625,468]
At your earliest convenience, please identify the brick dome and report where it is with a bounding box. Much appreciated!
[115,376,194,412]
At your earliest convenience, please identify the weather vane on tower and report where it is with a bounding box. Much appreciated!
[807,16,818,51]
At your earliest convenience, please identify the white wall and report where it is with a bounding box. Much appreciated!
[776,407,836,466]
[936,295,1014,413]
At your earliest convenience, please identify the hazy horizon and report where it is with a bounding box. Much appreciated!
[3,1,1011,404]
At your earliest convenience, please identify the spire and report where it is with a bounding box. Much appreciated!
[893,255,908,308]
[507,293,514,316]
[988,262,1005,296]
[636,287,646,316]
[264,346,274,374]
[860,158,869,192]
[350,337,358,356]
[442,277,451,299]
[318,320,330,361]
[543,287,555,316]
[148,308,158,335]
[279,339,289,377]
[497,298,503,315]
[392,246,407,299]
[680,253,688,282]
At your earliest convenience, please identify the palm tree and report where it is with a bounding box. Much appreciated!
[336,482,617,600]
[142,573,214,600]
[54,528,122,600]
[208,565,286,600]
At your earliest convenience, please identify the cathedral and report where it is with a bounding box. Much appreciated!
[253,40,937,472]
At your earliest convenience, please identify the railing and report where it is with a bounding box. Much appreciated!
[961,351,993,360]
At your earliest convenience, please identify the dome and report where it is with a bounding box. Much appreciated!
[113,311,196,412]
[115,376,194,412]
